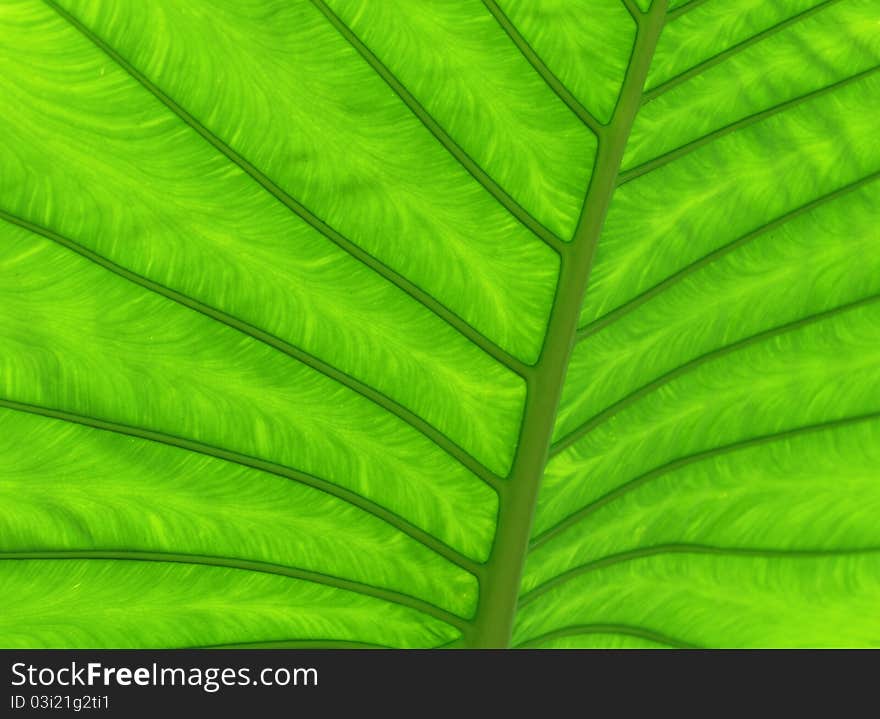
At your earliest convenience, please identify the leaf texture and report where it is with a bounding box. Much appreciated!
[0,0,878,648]
[517,0,880,648]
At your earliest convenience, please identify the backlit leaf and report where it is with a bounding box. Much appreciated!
[1,0,878,648]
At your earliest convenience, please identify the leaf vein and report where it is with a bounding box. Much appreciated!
[534,411,880,549]
[467,0,670,647]
[520,542,880,606]
[665,0,712,23]
[578,171,880,340]
[621,0,643,23]
[620,64,880,184]
[642,0,844,103]
[515,623,698,648]
[0,399,482,577]
[0,550,469,630]
[554,293,880,455]
[41,0,528,378]
[481,0,603,135]
[195,639,392,649]
[310,0,565,254]
[0,210,504,492]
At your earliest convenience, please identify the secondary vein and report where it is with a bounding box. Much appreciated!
[577,170,880,341]
[534,411,880,550]
[481,0,603,135]
[309,0,566,254]
[519,542,880,606]
[0,550,469,631]
[0,210,504,492]
[621,0,643,23]
[0,398,482,578]
[641,0,844,103]
[41,0,527,379]
[553,292,880,456]
[514,623,697,649]
[665,0,712,23]
[195,639,392,649]
[620,64,880,185]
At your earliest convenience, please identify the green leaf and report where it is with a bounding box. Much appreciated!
[1,0,878,649]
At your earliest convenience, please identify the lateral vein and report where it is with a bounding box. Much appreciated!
[642,0,844,103]
[309,0,566,254]
[520,542,880,606]
[621,0,642,23]
[195,639,392,649]
[41,0,528,379]
[577,170,880,340]
[0,398,482,577]
[0,210,504,492]
[553,293,880,455]
[665,0,712,23]
[0,550,470,631]
[620,65,880,184]
[535,411,880,549]
[514,623,698,649]
[481,0,604,136]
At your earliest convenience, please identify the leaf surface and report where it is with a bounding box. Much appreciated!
[1,0,878,648]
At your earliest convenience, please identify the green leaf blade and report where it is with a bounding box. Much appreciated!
[0,558,460,649]
[0,222,503,567]
[515,550,880,648]
[490,0,637,126]
[578,71,880,334]
[49,0,561,364]
[320,0,598,241]
[523,0,880,649]
[0,408,481,620]
[3,0,879,649]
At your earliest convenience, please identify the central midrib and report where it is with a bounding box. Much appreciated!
[465,0,670,649]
